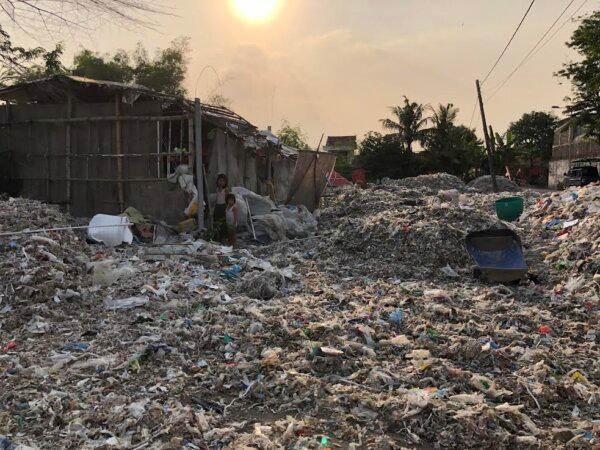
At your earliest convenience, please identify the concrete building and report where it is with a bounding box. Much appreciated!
[548,118,600,189]
[323,135,357,162]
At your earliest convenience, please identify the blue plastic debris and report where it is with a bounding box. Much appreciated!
[0,436,12,450]
[220,264,243,279]
[63,342,90,351]
[389,308,404,325]
[545,219,562,230]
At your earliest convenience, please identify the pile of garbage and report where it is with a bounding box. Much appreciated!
[319,186,505,279]
[384,172,466,192]
[521,183,599,290]
[230,188,317,242]
[468,175,521,193]
[1,181,598,449]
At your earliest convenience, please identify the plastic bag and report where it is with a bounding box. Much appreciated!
[87,215,133,247]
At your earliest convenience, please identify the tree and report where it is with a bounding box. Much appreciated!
[447,125,486,180]
[558,10,600,142]
[71,38,190,96]
[425,103,459,154]
[0,25,65,85]
[379,96,429,152]
[133,37,190,97]
[277,120,310,150]
[0,1,163,30]
[508,111,557,171]
[355,132,421,180]
[492,131,518,173]
[207,94,232,109]
[72,49,134,83]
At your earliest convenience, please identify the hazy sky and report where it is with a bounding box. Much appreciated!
[7,0,600,144]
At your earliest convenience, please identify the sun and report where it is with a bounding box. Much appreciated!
[232,0,280,23]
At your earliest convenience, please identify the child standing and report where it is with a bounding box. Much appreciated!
[225,193,237,248]
[214,174,229,241]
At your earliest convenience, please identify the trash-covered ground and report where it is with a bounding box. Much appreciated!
[1,178,598,449]
[467,175,521,193]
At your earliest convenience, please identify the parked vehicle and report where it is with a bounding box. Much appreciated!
[564,159,600,187]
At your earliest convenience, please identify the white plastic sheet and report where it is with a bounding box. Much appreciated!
[87,215,133,247]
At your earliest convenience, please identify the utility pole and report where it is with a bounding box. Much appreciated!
[194,98,205,230]
[488,125,496,152]
[476,80,498,192]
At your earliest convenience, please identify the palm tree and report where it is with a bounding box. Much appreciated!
[426,103,459,153]
[379,96,429,152]
[429,103,458,134]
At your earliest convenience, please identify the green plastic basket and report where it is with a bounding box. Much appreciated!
[495,196,524,222]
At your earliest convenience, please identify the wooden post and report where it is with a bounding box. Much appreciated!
[194,98,205,230]
[188,118,194,169]
[87,122,92,184]
[266,125,272,182]
[114,94,125,212]
[66,96,72,212]
[476,80,498,193]
[156,121,161,177]
[314,133,324,209]
[180,119,184,166]
[44,124,50,201]
[489,125,496,153]
[167,120,172,175]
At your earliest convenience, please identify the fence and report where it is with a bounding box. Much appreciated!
[552,141,600,161]
[0,99,194,223]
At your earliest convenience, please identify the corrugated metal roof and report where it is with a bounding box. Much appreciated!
[0,75,298,158]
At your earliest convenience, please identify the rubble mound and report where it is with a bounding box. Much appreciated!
[1,184,599,449]
[0,197,75,231]
[322,192,503,279]
[385,172,466,192]
[468,175,520,192]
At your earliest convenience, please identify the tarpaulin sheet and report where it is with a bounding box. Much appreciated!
[287,150,336,212]
[329,170,352,187]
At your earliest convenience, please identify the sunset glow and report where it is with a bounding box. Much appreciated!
[232,0,280,23]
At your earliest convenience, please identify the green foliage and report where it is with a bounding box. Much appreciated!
[558,10,600,141]
[334,155,353,179]
[379,96,429,152]
[132,37,189,97]
[424,103,459,157]
[357,102,487,182]
[507,111,557,167]
[355,132,422,180]
[72,37,190,96]
[72,49,134,83]
[422,104,486,180]
[492,131,518,172]
[277,120,310,150]
[0,25,65,85]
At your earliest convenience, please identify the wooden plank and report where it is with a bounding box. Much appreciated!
[66,96,72,212]
[0,114,193,125]
[115,95,125,212]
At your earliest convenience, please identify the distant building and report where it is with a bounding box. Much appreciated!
[324,135,357,162]
[548,118,600,188]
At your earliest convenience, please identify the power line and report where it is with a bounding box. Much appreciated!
[531,0,588,58]
[468,100,478,128]
[481,0,536,85]
[486,0,577,101]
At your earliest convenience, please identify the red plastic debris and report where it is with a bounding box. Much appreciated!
[538,325,552,335]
